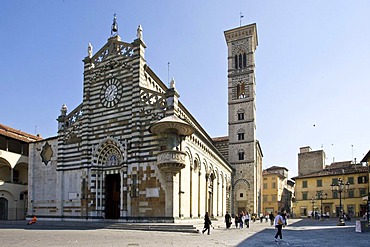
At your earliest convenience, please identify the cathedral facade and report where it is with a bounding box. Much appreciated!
[28,19,262,222]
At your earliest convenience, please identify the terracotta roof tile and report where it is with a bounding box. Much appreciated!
[0,123,43,143]
[212,136,229,142]
[266,165,288,171]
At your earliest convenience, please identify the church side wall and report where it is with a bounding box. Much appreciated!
[28,139,58,217]
[180,137,232,219]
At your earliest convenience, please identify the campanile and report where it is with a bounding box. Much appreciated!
[224,24,263,215]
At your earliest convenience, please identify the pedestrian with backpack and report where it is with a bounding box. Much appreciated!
[274,212,284,242]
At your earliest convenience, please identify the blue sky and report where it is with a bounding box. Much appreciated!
[1,0,369,177]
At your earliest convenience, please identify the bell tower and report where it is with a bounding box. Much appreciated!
[224,24,262,215]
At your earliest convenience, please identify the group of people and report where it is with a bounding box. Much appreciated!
[204,210,288,242]
[310,211,330,220]
[225,211,251,229]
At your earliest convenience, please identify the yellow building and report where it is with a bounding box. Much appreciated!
[360,150,370,220]
[262,166,294,215]
[293,160,369,218]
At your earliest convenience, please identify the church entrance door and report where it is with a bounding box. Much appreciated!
[0,197,8,220]
[105,174,120,219]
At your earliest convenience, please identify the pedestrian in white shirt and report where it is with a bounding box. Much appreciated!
[244,212,250,228]
[274,212,284,242]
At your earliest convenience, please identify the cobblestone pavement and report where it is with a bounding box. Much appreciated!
[1,218,369,247]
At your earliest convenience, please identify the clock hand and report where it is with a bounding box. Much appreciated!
[106,88,113,97]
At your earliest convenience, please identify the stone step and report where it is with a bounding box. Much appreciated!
[0,220,202,233]
[104,223,199,233]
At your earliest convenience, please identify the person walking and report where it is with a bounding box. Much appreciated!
[259,212,264,223]
[274,212,284,242]
[281,210,287,226]
[202,212,212,235]
[244,212,250,228]
[269,212,274,226]
[234,214,239,228]
[239,211,245,229]
[252,213,256,222]
[225,211,232,229]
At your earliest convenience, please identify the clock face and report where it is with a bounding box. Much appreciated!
[105,84,117,102]
[100,78,122,108]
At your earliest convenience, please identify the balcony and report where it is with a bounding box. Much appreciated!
[157,150,186,173]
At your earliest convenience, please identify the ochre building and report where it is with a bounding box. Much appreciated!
[262,166,294,216]
[293,146,369,218]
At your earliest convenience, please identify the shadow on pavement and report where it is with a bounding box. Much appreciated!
[0,220,103,231]
[236,218,370,247]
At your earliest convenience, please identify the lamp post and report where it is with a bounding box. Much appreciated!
[311,197,315,219]
[291,197,296,218]
[316,191,327,220]
[331,178,350,226]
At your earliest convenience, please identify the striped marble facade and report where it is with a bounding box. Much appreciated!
[28,25,234,222]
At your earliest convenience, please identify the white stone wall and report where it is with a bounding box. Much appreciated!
[28,138,58,217]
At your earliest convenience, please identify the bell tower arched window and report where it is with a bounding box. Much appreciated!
[237,129,245,141]
[238,150,245,160]
[234,51,247,69]
[237,81,246,99]
[237,109,245,121]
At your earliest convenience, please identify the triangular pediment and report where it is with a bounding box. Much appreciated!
[91,35,134,66]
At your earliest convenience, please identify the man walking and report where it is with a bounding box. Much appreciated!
[274,212,284,242]
[202,212,212,235]
[225,211,232,229]
[269,212,274,226]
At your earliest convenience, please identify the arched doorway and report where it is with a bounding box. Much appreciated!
[233,179,251,215]
[93,137,126,220]
[105,174,120,219]
[0,197,8,220]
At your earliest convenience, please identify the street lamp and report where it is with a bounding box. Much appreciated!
[316,191,328,220]
[291,197,296,218]
[331,178,350,226]
[311,197,315,218]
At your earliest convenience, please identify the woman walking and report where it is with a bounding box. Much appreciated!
[244,212,250,228]
[239,211,245,229]
[274,212,284,242]
[234,214,239,228]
